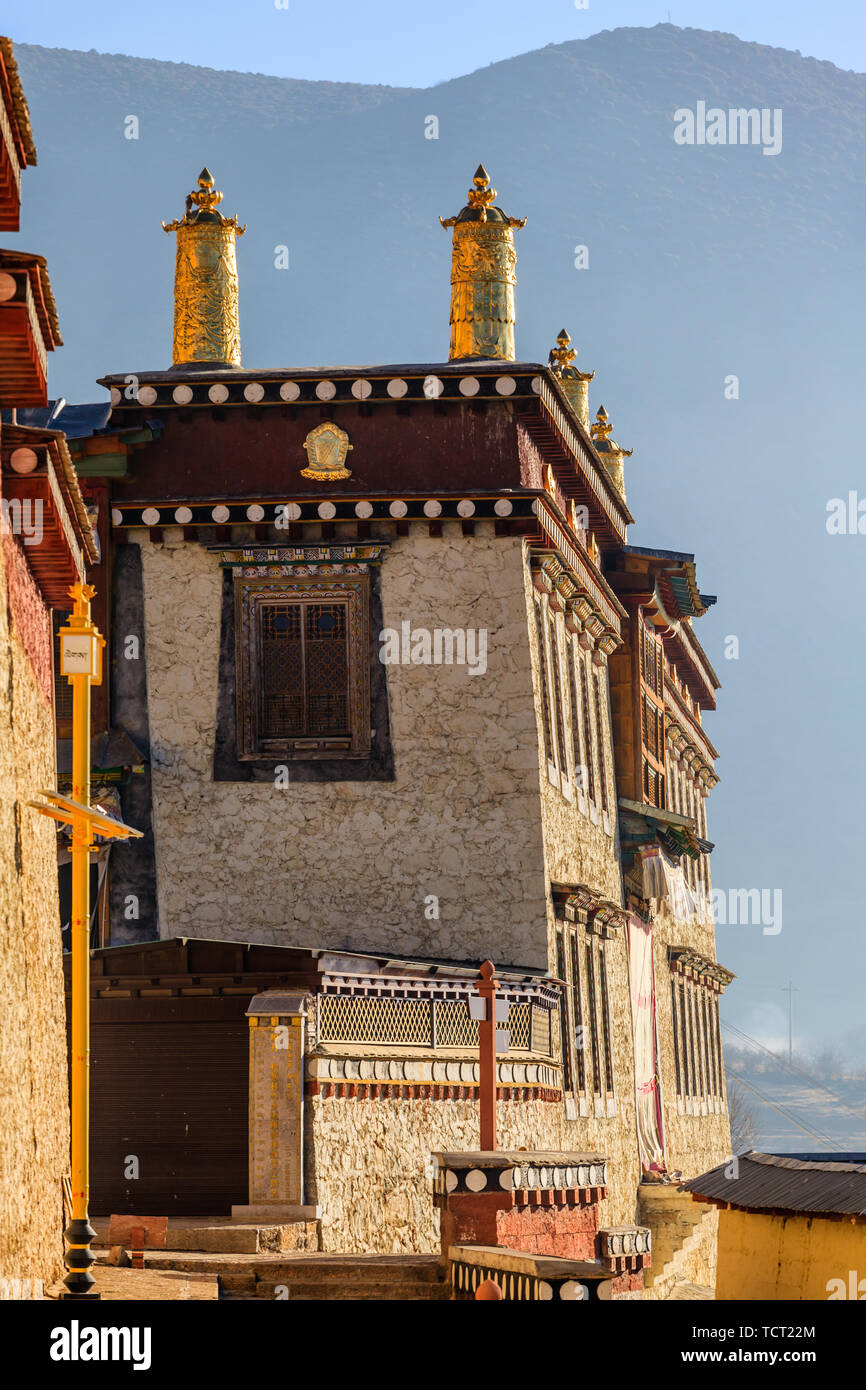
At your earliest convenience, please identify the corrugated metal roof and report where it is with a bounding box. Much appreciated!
[682,1151,866,1217]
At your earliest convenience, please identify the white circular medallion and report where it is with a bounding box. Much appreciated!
[318,501,336,520]
[456,499,475,518]
[458,376,480,397]
[354,500,374,518]
[246,504,265,522]
[495,376,517,395]
[111,509,123,527]
[560,1281,584,1302]
[211,505,230,523]
[138,386,158,406]
[465,1169,487,1193]
[9,447,38,474]
[494,498,513,517]
[280,381,301,401]
[283,502,302,521]
[174,506,193,524]
[531,376,543,394]
[243,382,264,403]
[423,499,442,518]
[389,500,408,518]
[315,379,336,400]
[141,507,160,526]
[172,384,193,405]
[110,387,122,406]
[351,379,372,400]
[444,1169,458,1194]
[386,378,408,398]
[537,1280,554,1301]
[208,383,229,404]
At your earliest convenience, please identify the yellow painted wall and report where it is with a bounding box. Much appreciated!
[716,1207,866,1301]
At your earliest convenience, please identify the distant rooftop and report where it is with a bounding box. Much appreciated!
[3,399,110,438]
[683,1150,866,1218]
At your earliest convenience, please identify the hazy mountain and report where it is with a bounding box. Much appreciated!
[8,25,866,1056]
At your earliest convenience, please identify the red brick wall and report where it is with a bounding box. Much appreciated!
[496,1201,598,1259]
[2,529,53,702]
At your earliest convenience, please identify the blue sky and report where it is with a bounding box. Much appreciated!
[5,0,866,86]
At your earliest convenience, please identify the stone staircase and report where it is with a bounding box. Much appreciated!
[92,1217,450,1299]
[637,1186,718,1301]
[142,1251,451,1300]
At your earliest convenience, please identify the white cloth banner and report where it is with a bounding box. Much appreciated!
[627,913,667,1175]
[638,845,707,924]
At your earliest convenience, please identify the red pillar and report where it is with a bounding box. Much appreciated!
[478,960,498,1150]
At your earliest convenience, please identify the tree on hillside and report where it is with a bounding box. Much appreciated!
[727,1079,760,1154]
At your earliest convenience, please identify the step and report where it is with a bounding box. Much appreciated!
[91,1216,318,1255]
[251,1280,451,1301]
[138,1251,444,1278]
[668,1280,714,1300]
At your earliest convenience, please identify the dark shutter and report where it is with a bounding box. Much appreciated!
[89,1020,249,1215]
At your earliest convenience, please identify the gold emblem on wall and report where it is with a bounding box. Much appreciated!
[301,422,353,481]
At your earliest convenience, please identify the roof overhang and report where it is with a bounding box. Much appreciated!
[0,37,36,231]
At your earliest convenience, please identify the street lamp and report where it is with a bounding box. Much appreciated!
[30,583,141,1299]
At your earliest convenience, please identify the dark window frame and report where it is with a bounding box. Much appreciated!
[234,573,371,761]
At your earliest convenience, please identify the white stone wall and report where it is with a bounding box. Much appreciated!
[137,522,550,968]
[307,1089,642,1253]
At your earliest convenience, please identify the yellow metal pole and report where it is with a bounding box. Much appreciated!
[62,583,100,1300]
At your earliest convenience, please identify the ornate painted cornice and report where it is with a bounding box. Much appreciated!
[668,946,735,990]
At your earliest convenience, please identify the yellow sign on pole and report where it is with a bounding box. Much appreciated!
[30,583,141,1300]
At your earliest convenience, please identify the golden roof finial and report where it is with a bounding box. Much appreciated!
[591,404,613,443]
[440,165,525,361]
[549,328,576,372]
[162,169,245,367]
[591,405,633,502]
[550,329,594,430]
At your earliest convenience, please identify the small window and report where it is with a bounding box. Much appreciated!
[548,615,567,775]
[235,574,370,759]
[52,610,74,734]
[534,600,554,764]
[640,619,666,809]
[578,652,596,803]
[593,669,609,815]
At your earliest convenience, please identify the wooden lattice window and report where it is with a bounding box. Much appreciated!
[548,615,567,775]
[567,638,584,788]
[569,930,587,1095]
[593,669,609,814]
[534,601,554,764]
[235,574,370,759]
[640,618,666,809]
[578,652,596,803]
[679,978,693,1096]
[260,602,349,740]
[52,610,74,733]
[671,978,683,1097]
[598,941,615,1095]
[555,927,573,1094]
[585,939,602,1096]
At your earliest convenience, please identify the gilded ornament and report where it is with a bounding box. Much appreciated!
[590,404,633,502]
[301,422,353,481]
[548,328,595,430]
[441,165,525,362]
[162,168,246,367]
